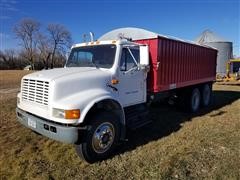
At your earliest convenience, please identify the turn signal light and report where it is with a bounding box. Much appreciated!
[64,109,80,119]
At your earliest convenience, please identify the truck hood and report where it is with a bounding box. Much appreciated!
[22,67,113,104]
[23,67,100,81]
[24,67,113,102]
[51,67,113,104]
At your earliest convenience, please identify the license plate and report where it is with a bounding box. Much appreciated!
[28,118,36,129]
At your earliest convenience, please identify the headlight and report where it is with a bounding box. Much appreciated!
[52,108,65,118]
[52,108,80,119]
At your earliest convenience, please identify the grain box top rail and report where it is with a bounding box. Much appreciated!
[99,27,217,51]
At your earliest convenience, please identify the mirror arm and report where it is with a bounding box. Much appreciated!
[124,66,138,74]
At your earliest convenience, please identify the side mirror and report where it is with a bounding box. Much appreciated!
[140,45,149,66]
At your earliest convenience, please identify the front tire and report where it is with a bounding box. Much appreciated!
[75,112,120,163]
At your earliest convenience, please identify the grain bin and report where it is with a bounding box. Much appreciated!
[195,30,233,75]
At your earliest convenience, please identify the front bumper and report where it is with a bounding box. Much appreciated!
[16,107,82,144]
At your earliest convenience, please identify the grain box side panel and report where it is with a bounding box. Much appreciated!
[155,37,217,92]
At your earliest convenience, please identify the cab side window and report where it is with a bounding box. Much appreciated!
[120,48,140,71]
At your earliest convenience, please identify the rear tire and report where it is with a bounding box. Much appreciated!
[201,83,212,107]
[75,112,120,163]
[189,88,201,113]
[177,87,201,113]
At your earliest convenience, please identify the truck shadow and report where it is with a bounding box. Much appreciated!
[115,89,240,155]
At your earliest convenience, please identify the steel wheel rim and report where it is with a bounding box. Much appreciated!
[92,122,115,154]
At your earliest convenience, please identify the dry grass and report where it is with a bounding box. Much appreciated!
[0,70,239,179]
[0,70,33,89]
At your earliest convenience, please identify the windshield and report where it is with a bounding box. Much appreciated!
[66,44,116,68]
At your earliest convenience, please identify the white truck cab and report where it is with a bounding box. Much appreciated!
[16,39,149,163]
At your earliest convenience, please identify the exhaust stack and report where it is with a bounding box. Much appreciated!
[90,32,94,42]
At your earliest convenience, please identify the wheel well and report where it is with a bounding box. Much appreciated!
[82,99,126,140]
[83,99,125,126]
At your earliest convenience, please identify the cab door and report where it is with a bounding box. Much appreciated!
[117,46,147,107]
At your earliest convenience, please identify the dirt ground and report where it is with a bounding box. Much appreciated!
[0,70,239,179]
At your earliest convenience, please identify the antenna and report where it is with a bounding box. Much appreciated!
[83,34,87,42]
[82,32,95,42]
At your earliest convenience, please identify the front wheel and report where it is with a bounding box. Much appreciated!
[75,112,120,163]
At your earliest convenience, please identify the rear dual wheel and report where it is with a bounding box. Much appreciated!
[201,83,212,107]
[189,88,201,113]
[179,83,212,113]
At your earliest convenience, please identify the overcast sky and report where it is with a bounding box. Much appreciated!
[0,0,239,56]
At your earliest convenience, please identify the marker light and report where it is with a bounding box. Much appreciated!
[111,79,119,85]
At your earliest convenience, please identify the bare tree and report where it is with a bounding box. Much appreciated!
[14,18,40,70]
[47,23,72,68]
[0,49,16,69]
[37,33,51,69]
[53,51,67,67]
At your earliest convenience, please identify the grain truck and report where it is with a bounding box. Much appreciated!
[16,28,217,163]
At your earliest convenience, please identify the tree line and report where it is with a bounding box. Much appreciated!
[0,18,72,70]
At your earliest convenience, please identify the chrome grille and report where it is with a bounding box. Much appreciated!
[22,79,49,105]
